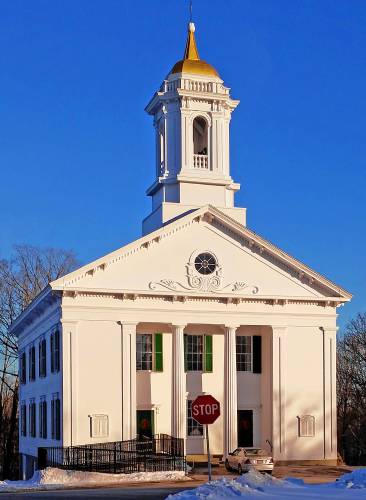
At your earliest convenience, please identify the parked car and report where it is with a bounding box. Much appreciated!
[224,447,274,474]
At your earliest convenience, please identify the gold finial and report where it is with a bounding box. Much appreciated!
[183,22,200,60]
[170,9,219,77]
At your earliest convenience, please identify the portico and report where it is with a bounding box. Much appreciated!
[133,320,267,456]
[64,314,273,455]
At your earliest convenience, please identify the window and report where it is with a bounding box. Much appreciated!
[51,329,60,373]
[136,334,153,370]
[158,119,165,176]
[21,402,27,437]
[20,352,26,385]
[184,335,213,372]
[90,414,109,438]
[194,253,216,275]
[236,336,252,372]
[187,400,203,436]
[298,415,315,437]
[185,335,203,371]
[39,398,47,439]
[51,394,61,440]
[29,345,36,381]
[29,399,36,438]
[193,116,208,155]
[39,338,47,377]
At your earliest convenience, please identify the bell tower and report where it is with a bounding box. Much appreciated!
[143,22,246,235]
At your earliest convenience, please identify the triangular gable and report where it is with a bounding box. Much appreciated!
[50,205,351,302]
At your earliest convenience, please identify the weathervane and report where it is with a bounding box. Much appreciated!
[189,0,193,22]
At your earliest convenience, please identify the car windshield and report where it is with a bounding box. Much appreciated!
[244,448,267,456]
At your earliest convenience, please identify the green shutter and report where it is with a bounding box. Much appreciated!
[253,335,262,374]
[204,335,213,372]
[154,333,163,372]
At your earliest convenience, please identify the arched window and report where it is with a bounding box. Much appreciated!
[157,119,165,176]
[193,116,208,155]
[193,116,209,169]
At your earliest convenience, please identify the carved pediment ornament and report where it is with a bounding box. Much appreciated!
[149,250,259,295]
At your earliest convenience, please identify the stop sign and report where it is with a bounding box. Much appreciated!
[191,394,221,425]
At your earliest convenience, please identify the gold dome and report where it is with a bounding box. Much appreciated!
[171,22,219,78]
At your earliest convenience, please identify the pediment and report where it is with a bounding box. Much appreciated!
[51,206,351,304]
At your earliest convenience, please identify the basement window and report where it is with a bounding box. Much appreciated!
[298,415,315,437]
[90,414,109,438]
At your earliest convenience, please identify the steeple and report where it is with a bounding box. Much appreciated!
[143,21,245,235]
[171,22,219,77]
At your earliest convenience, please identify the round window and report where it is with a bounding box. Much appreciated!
[194,253,217,275]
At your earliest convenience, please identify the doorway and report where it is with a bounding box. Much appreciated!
[237,410,253,447]
[136,410,154,439]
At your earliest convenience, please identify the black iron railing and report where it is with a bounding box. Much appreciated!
[38,434,185,474]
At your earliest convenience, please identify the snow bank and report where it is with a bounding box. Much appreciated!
[167,470,298,499]
[334,469,366,489]
[168,468,366,499]
[0,467,188,492]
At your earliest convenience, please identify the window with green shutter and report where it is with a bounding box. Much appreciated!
[204,335,213,372]
[154,333,163,372]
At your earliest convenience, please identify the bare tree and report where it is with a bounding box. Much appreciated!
[337,312,366,464]
[0,245,78,479]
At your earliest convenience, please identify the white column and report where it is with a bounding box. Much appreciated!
[119,322,137,440]
[171,325,186,441]
[271,326,287,461]
[224,325,238,456]
[322,327,337,460]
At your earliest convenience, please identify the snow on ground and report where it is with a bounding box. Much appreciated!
[168,469,366,499]
[0,467,188,492]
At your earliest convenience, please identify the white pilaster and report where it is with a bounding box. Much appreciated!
[271,326,287,461]
[322,327,337,460]
[171,324,186,442]
[224,325,238,456]
[61,320,78,447]
[119,322,137,440]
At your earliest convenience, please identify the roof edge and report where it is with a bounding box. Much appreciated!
[50,204,352,300]
[9,285,53,336]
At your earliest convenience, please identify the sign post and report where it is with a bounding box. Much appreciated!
[191,394,221,482]
[206,423,211,481]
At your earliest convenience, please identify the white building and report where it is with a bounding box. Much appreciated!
[13,22,351,478]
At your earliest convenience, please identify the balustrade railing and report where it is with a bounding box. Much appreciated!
[193,154,209,169]
[161,78,229,95]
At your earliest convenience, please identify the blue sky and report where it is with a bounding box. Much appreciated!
[0,0,365,330]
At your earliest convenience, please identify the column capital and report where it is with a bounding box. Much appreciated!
[272,325,287,334]
[222,324,240,332]
[320,326,337,335]
[171,324,187,331]
[60,320,79,325]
